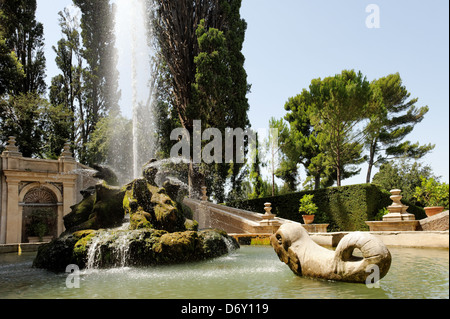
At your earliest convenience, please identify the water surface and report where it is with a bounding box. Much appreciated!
[0,246,448,299]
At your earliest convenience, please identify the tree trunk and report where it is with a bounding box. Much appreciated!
[336,148,341,187]
[314,175,321,190]
[366,140,377,184]
[366,162,373,184]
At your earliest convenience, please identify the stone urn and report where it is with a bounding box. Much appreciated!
[302,215,315,225]
[424,206,445,218]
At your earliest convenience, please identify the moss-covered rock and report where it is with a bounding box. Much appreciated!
[63,195,95,231]
[92,183,126,229]
[34,228,238,271]
[63,183,125,233]
[34,160,239,272]
[32,234,78,272]
[124,178,186,233]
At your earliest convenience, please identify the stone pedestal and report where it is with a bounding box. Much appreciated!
[303,224,329,233]
[365,220,420,231]
[366,189,419,232]
[259,203,281,232]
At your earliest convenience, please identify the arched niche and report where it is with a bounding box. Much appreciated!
[19,184,62,242]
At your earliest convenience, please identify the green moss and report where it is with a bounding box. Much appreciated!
[124,179,187,233]
[130,210,153,230]
[155,231,200,263]
[73,230,97,256]
[184,219,199,231]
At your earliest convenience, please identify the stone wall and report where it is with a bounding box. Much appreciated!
[419,211,449,231]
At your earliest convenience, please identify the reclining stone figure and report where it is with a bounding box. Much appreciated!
[271,223,392,283]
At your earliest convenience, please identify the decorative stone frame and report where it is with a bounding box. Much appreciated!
[0,138,95,244]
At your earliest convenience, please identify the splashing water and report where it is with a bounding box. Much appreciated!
[223,236,238,254]
[143,157,191,189]
[111,0,157,184]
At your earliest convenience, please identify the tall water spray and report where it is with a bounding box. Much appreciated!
[113,0,156,184]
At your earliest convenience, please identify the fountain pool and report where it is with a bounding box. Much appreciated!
[0,246,448,299]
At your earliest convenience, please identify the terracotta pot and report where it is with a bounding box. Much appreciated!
[302,215,315,225]
[424,207,445,218]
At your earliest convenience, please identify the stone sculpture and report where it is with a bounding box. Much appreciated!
[271,223,392,283]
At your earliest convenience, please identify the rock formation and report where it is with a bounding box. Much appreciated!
[271,223,392,283]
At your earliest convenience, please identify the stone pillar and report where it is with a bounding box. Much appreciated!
[1,137,23,243]
[58,143,77,235]
[5,180,20,244]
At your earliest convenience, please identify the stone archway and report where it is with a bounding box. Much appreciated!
[20,186,59,242]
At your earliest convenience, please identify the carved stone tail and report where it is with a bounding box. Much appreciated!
[333,232,392,281]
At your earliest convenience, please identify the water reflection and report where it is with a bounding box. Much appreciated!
[0,246,448,299]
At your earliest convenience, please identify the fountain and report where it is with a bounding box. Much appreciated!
[33,161,239,272]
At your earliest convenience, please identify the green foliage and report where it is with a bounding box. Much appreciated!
[273,71,434,190]
[230,184,425,231]
[250,237,271,246]
[0,30,24,96]
[277,70,369,189]
[86,114,133,184]
[0,0,46,95]
[298,194,318,215]
[152,0,250,201]
[26,208,56,240]
[375,207,390,221]
[248,133,265,199]
[0,92,49,157]
[414,177,449,209]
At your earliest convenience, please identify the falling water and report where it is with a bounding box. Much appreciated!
[113,0,156,184]
[85,228,134,270]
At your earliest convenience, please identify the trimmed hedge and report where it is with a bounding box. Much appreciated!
[229,184,426,231]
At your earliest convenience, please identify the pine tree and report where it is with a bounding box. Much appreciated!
[309,70,370,187]
[364,73,435,183]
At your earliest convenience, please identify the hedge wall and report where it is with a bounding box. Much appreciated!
[229,184,426,231]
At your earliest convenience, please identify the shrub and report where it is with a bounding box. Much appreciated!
[229,184,425,231]
[413,177,449,209]
[298,194,318,215]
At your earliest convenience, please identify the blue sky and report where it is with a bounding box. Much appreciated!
[36,0,449,185]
